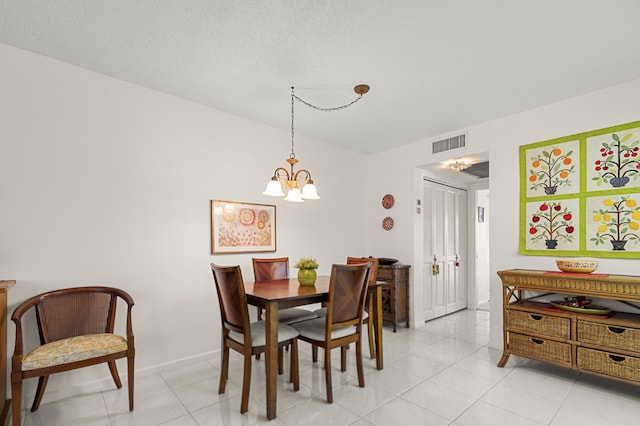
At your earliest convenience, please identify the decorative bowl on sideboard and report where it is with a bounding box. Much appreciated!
[555,259,599,274]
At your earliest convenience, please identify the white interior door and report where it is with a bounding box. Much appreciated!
[423,179,467,321]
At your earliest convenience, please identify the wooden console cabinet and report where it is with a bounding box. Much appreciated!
[498,269,640,386]
[376,265,410,331]
[0,280,15,426]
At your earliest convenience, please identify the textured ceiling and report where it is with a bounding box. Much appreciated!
[2,1,640,154]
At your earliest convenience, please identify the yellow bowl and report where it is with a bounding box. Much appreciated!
[556,259,598,274]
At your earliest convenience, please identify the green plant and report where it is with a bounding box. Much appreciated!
[294,257,318,269]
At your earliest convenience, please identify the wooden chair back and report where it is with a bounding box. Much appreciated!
[252,257,289,281]
[326,263,371,328]
[211,263,250,337]
[37,291,115,343]
[346,257,380,360]
[346,257,379,286]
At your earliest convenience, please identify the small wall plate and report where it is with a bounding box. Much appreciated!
[382,216,394,230]
[382,194,394,209]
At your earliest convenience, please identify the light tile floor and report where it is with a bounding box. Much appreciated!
[19,309,640,425]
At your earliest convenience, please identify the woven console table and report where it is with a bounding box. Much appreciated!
[497,269,640,387]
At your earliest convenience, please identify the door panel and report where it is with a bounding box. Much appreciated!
[423,180,467,320]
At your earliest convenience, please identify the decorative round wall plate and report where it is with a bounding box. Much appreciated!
[382,194,394,209]
[382,216,394,230]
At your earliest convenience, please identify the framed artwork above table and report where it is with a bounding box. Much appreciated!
[211,200,276,254]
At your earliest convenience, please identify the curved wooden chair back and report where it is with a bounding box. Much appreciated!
[346,257,379,286]
[327,263,371,328]
[38,291,115,342]
[11,286,135,426]
[211,263,250,337]
[346,256,380,359]
[252,257,290,323]
[252,257,289,282]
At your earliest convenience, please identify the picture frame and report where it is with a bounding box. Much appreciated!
[211,200,276,254]
[518,119,640,258]
[478,206,485,223]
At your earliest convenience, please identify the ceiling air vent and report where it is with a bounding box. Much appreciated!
[432,134,466,154]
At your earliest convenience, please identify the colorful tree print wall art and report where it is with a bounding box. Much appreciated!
[525,199,579,251]
[586,127,640,192]
[526,141,579,197]
[520,119,640,258]
[586,195,640,252]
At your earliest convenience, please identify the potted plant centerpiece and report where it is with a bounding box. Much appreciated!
[295,257,319,286]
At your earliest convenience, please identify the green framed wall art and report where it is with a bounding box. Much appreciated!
[519,119,640,258]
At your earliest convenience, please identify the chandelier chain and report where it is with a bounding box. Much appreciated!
[292,91,364,113]
[290,86,365,160]
[290,88,295,159]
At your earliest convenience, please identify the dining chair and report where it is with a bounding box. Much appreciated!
[252,257,318,363]
[252,257,318,325]
[347,256,379,359]
[315,256,379,359]
[211,263,300,414]
[292,262,371,403]
[10,286,135,426]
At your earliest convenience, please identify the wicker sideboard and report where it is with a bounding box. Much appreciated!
[497,269,640,386]
[376,264,410,331]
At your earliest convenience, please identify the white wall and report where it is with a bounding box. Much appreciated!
[0,43,368,398]
[367,78,640,345]
[476,189,490,306]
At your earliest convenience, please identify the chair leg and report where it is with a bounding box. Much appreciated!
[355,339,365,387]
[11,378,22,426]
[127,353,135,411]
[30,375,49,412]
[256,308,262,360]
[312,344,318,363]
[367,299,375,360]
[107,360,123,388]
[278,347,284,375]
[290,339,299,391]
[340,346,347,372]
[240,352,252,414]
[219,344,230,394]
[324,346,333,403]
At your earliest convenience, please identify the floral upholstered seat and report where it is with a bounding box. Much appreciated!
[21,333,128,371]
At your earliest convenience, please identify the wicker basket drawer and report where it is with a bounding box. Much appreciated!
[509,333,572,366]
[508,310,570,339]
[577,320,640,353]
[577,347,640,383]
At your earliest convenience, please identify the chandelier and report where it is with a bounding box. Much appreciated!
[263,84,370,202]
[445,160,471,172]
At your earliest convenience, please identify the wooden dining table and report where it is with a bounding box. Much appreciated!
[244,275,385,420]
